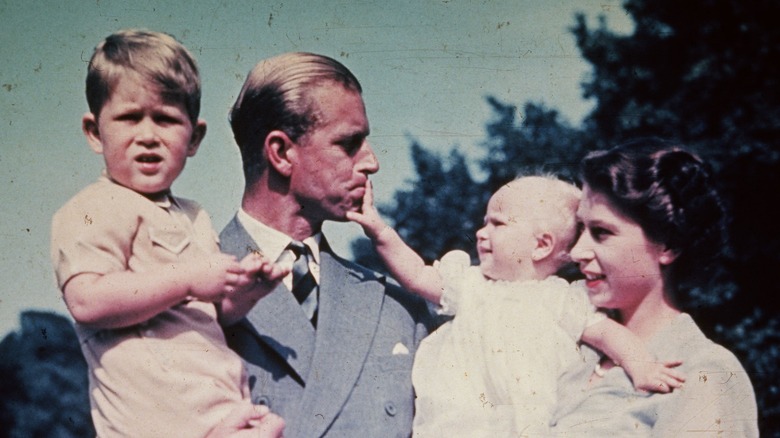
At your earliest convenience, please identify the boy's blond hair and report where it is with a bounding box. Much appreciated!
[85,29,201,123]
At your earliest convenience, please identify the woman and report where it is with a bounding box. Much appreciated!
[550,139,758,436]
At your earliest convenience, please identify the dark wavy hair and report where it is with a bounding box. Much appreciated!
[580,138,726,293]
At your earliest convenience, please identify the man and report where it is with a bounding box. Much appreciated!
[220,52,432,438]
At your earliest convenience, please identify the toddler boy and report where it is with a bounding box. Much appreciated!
[51,29,284,437]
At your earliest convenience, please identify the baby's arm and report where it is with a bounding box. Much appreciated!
[218,252,290,326]
[63,252,248,329]
[582,318,686,393]
[346,180,445,304]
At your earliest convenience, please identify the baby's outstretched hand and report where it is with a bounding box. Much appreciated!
[346,180,389,240]
[627,359,686,393]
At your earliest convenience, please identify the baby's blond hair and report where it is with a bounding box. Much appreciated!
[503,175,581,269]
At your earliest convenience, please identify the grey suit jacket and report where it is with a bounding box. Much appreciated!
[220,216,432,438]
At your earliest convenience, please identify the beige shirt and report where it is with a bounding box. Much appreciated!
[51,177,249,437]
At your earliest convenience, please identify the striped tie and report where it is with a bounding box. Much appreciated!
[288,241,318,326]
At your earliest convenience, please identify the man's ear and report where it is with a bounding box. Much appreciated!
[187,119,207,157]
[82,113,103,154]
[265,130,295,177]
[531,232,555,262]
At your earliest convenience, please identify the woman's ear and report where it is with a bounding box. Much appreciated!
[265,130,295,177]
[82,112,103,154]
[659,247,679,266]
[531,232,555,262]
[187,119,207,157]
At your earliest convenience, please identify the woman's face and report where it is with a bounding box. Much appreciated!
[570,185,674,312]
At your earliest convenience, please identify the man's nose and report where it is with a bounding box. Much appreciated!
[357,142,379,174]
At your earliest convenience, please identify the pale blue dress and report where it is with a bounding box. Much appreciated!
[550,313,758,437]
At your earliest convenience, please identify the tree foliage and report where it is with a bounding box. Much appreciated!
[572,2,780,433]
[0,311,94,438]
[354,0,779,435]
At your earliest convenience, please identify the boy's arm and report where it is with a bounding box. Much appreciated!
[218,253,290,326]
[63,253,246,329]
[346,181,445,304]
[582,318,686,393]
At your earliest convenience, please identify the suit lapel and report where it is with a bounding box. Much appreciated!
[221,217,316,381]
[293,249,385,437]
[223,220,387,437]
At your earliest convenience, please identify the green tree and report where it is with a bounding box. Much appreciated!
[0,311,94,438]
[354,0,779,434]
[573,1,780,433]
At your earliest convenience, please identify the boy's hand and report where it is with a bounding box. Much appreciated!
[238,252,290,291]
[625,359,686,394]
[217,253,291,327]
[185,253,246,302]
[346,180,389,240]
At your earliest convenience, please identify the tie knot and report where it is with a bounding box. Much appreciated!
[288,241,312,282]
[287,240,318,326]
[288,240,308,258]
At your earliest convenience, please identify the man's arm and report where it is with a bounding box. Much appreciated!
[346,181,444,304]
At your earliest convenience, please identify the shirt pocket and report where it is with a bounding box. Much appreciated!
[148,226,192,255]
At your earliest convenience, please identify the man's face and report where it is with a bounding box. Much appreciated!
[289,83,379,223]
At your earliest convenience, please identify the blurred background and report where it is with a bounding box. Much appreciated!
[1,0,777,436]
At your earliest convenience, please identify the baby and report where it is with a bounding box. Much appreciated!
[50,29,284,437]
[348,175,685,436]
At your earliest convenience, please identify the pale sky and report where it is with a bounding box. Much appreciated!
[0,0,631,336]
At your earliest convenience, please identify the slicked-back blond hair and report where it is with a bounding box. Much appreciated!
[229,52,362,185]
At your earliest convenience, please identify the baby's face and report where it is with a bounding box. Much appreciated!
[475,187,538,281]
[84,74,203,195]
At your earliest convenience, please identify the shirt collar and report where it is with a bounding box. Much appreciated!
[98,172,176,209]
[236,208,322,264]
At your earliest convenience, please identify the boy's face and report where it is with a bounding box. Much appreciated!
[83,74,206,195]
[475,185,538,281]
